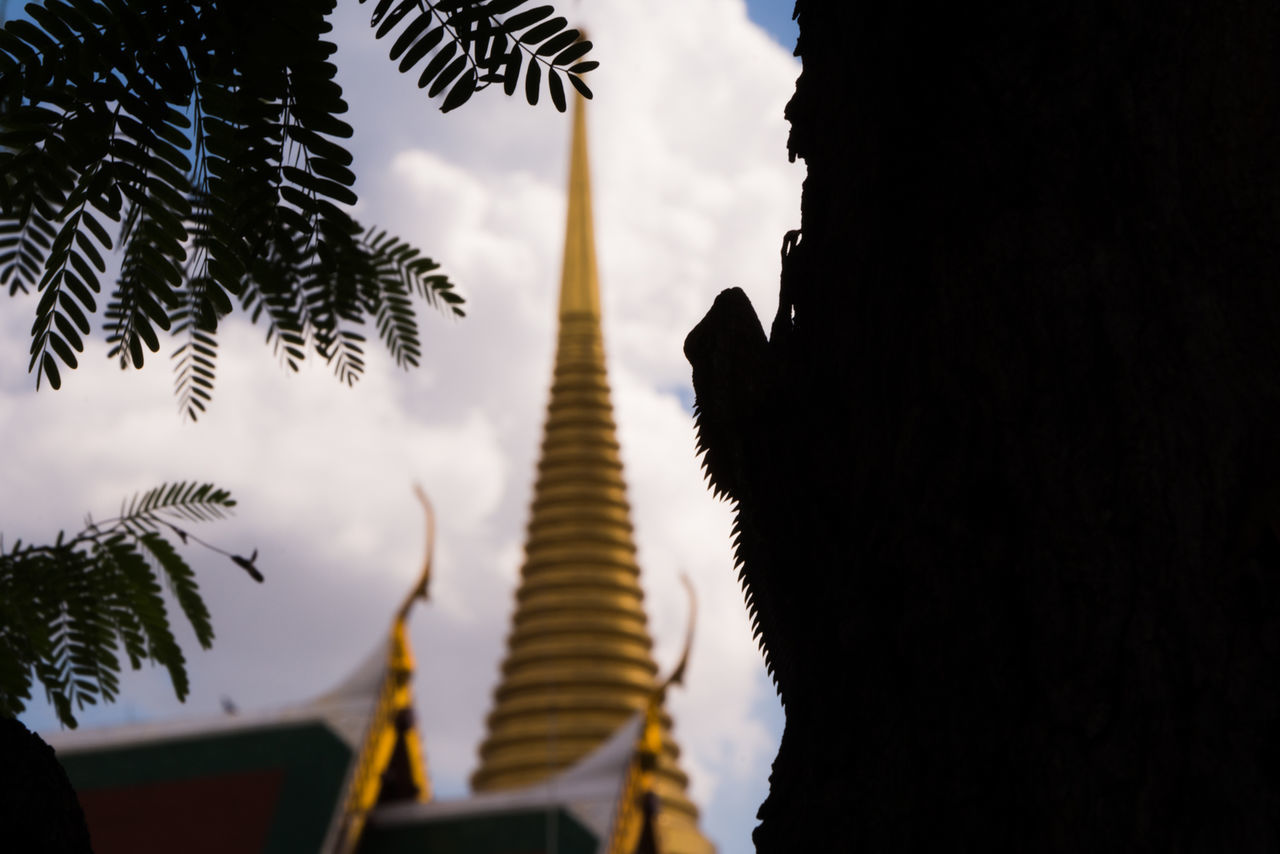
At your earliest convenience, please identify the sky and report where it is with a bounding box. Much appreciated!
[4,2,802,853]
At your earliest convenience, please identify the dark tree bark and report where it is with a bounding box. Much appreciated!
[688,3,1280,850]
[0,717,93,852]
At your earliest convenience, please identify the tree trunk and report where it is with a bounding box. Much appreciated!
[689,3,1280,850]
[0,717,93,852]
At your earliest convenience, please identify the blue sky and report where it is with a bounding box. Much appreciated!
[746,0,798,52]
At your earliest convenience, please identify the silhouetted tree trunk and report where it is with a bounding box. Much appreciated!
[689,3,1280,850]
[0,717,93,852]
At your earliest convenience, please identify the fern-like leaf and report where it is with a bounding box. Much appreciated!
[0,482,244,727]
[2,1,582,411]
[361,0,594,113]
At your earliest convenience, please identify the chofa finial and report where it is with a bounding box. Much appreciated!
[396,484,435,623]
[659,573,697,695]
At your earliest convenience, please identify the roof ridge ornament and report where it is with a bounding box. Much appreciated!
[659,573,697,698]
[335,485,437,853]
[396,484,436,624]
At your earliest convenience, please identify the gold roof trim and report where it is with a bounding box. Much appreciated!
[335,486,436,853]
[607,577,699,854]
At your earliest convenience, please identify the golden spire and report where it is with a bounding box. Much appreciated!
[470,93,713,854]
[558,89,601,320]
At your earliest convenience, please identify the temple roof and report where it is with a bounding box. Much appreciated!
[374,712,645,845]
[45,649,381,755]
[47,635,394,854]
[47,492,439,854]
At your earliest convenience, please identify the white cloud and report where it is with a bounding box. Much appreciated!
[5,3,801,853]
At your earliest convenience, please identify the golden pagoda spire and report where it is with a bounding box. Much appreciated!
[470,93,713,854]
[558,88,601,320]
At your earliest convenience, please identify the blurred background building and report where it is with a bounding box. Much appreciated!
[48,93,713,854]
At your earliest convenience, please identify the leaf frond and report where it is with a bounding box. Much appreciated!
[0,482,243,727]
[2,0,491,412]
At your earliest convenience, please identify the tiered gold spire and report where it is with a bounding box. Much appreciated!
[470,94,712,854]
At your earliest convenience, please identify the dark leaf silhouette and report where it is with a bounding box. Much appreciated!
[0,482,242,727]
[1,0,593,416]
[547,68,566,113]
[366,0,592,110]
[231,549,264,583]
[525,57,542,105]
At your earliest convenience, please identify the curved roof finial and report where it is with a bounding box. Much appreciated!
[396,484,435,623]
[659,573,697,696]
[623,575,698,852]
